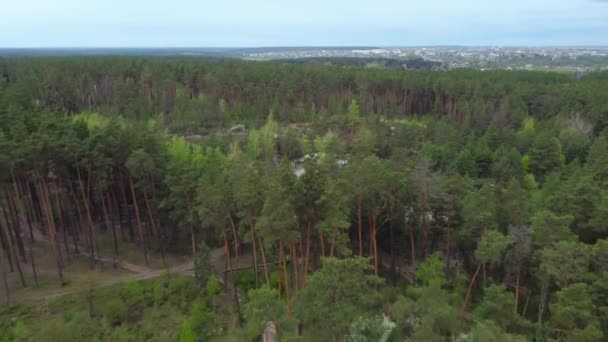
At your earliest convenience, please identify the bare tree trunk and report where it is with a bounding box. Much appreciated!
[514,264,521,314]
[251,226,259,287]
[460,263,482,317]
[409,219,416,267]
[422,185,430,259]
[536,282,549,341]
[258,235,270,287]
[522,290,531,317]
[144,194,165,265]
[101,192,118,268]
[6,191,26,262]
[39,178,64,285]
[357,195,363,256]
[129,178,149,265]
[0,211,26,288]
[372,215,378,275]
[77,166,98,262]
[280,240,292,314]
[1,252,9,304]
[304,217,312,287]
[221,224,232,293]
[291,242,299,293]
[446,214,452,280]
[52,178,69,263]
[29,244,38,287]
[319,231,325,258]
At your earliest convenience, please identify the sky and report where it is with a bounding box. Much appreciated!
[1,0,608,47]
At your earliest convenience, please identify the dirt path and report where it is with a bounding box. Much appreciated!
[14,228,242,303]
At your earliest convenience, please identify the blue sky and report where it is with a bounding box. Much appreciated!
[2,0,608,47]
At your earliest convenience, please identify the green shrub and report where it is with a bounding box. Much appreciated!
[236,270,257,295]
[152,278,169,306]
[101,298,129,326]
[168,277,198,307]
[119,281,145,306]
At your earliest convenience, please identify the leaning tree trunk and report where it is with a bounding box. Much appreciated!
[0,209,26,288]
[39,177,64,285]
[1,251,10,304]
[129,178,149,265]
[460,263,482,317]
[144,192,165,265]
[101,192,118,268]
[257,235,270,287]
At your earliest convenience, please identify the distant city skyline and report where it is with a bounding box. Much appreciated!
[2,0,608,47]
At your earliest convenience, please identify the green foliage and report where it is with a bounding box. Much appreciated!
[529,132,564,180]
[299,257,383,340]
[540,241,591,287]
[2,57,608,342]
[550,283,601,341]
[243,287,290,339]
[194,241,213,288]
[473,285,531,333]
[236,270,257,295]
[345,315,396,342]
[475,230,514,266]
[392,284,462,340]
[415,252,446,287]
[101,298,129,326]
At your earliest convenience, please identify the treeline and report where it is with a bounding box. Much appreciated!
[1,57,608,341]
[1,57,608,131]
[277,57,442,70]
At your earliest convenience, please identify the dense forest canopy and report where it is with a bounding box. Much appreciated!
[1,57,608,341]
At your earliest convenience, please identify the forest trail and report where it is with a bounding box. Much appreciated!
[13,228,237,302]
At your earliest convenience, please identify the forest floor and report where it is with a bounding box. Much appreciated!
[2,228,255,305]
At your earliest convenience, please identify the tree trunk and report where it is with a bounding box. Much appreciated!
[460,263,482,317]
[52,178,69,263]
[522,290,531,317]
[514,264,521,314]
[408,218,416,267]
[303,217,312,287]
[118,175,135,242]
[251,226,259,288]
[221,224,232,293]
[357,194,363,256]
[77,166,98,262]
[0,212,26,288]
[1,252,9,304]
[6,191,26,262]
[101,192,118,268]
[144,193,165,265]
[29,244,38,287]
[372,215,378,275]
[258,235,270,287]
[536,282,549,341]
[319,230,325,258]
[39,177,64,285]
[422,184,430,259]
[280,240,292,314]
[291,242,299,293]
[129,178,149,265]
[446,214,452,281]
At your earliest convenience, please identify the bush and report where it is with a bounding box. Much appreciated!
[152,278,169,306]
[119,281,145,307]
[168,277,198,308]
[236,270,257,295]
[101,298,129,326]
